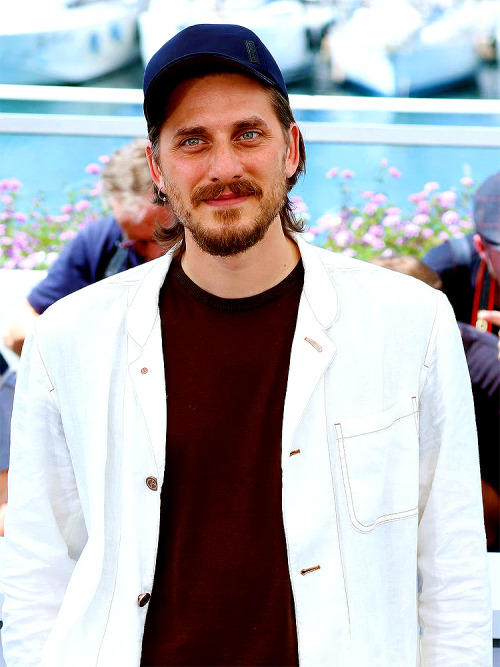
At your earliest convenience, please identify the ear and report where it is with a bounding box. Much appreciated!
[146,143,164,190]
[473,233,487,261]
[285,123,300,179]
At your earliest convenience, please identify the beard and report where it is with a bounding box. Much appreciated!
[162,171,288,258]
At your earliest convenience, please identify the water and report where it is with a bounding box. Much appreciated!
[2,55,500,226]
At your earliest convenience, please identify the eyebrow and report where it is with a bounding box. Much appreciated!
[172,116,272,140]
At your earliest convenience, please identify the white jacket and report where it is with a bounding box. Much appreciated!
[2,237,491,666]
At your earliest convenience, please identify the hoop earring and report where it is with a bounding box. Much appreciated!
[157,186,168,202]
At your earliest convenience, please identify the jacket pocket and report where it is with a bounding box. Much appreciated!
[335,397,419,532]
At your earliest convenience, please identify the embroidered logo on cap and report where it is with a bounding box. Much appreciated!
[245,40,260,64]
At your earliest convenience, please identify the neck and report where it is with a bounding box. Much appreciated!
[180,218,301,298]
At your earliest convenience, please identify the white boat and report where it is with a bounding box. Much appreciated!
[138,0,338,84]
[326,0,480,96]
[0,0,144,85]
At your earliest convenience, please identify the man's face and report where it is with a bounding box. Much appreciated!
[474,233,500,284]
[111,192,173,260]
[147,72,299,257]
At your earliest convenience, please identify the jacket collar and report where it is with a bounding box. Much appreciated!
[126,236,338,347]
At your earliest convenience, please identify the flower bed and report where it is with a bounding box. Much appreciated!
[1,156,476,269]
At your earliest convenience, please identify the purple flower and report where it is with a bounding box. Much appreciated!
[381,248,394,258]
[351,216,364,231]
[380,158,388,168]
[61,203,74,214]
[383,214,400,227]
[404,223,420,238]
[460,176,474,187]
[85,163,101,175]
[362,232,385,250]
[369,224,384,237]
[364,202,377,216]
[326,167,339,179]
[333,229,353,248]
[90,182,103,197]
[290,195,308,214]
[396,237,405,246]
[388,167,402,179]
[1,195,13,205]
[386,207,401,216]
[409,191,427,203]
[342,248,357,257]
[0,178,21,192]
[0,224,5,235]
[417,200,430,214]
[361,190,374,199]
[424,181,440,193]
[13,212,27,223]
[422,228,434,238]
[340,169,355,179]
[75,199,91,212]
[59,230,77,241]
[98,155,110,164]
[371,193,387,205]
[438,190,457,208]
[0,237,12,246]
[413,213,429,226]
[438,231,449,241]
[441,210,459,225]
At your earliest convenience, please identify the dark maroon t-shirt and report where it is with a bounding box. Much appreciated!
[140,259,303,667]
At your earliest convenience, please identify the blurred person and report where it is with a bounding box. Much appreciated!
[423,172,500,342]
[1,138,173,356]
[1,24,491,666]
[373,254,500,550]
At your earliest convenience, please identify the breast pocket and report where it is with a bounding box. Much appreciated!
[334,397,419,532]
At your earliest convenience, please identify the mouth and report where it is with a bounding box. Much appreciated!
[202,192,250,207]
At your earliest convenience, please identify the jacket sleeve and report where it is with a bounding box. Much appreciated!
[417,292,492,666]
[1,327,86,666]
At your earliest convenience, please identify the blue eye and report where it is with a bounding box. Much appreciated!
[240,131,259,140]
[183,137,202,146]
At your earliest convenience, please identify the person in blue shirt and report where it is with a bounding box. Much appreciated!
[2,138,173,355]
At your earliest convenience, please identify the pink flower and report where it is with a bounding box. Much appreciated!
[90,182,103,197]
[340,169,355,179]
[386,207,401,215]
[442,210,459,225]
[361,190,374,199]
[381,248,394,258]
[54,214,71,223]
[422,228,434,239]
[98,155,110,164]
[326,167,339,179]
[424,181,440,193]
[0,178,21,192]
[438,231,449,241]
[364,202,377,216]
[61,203,74,214]
[0,237,12,246]
[388,167,402,179]
[342,248,356,257]
[0,224,5,235]
[396,237,405,246]
[413,213,429,226]
[75,199,91,212]
[371,193,387,205]
[13,212,27,222]
[404,223,420,238]
[438,190,457,208]
[333,229,353,248]
[460,176,474,187]
[380,158,388,168]
[85,163,101,175]
[351,216,364,230]
[417,200,430,214]
[362,232,385,250]
[369,224,384,237]
[382,214,400,227]
[1,195,13,205]
[409,191,427,203]
[290,196,308,214]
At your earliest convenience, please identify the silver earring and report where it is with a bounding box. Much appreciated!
[157,186,168,202]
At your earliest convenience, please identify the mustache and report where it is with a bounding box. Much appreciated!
[191,180,263,206]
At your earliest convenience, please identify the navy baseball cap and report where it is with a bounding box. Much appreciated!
[473,172,500,247]
[143,23,288,128]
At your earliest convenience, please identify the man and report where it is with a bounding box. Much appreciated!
[1,138,171,356]
[423,172,500,344]
[2,24,491,666]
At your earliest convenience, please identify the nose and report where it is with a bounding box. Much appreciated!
[207,141,243,183]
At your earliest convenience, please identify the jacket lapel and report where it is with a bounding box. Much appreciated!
[282,238,338,453]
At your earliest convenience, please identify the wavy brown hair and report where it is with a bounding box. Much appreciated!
[148,79,306,258]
